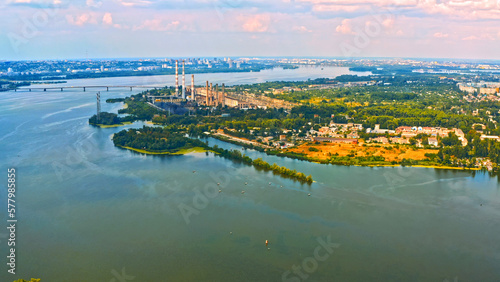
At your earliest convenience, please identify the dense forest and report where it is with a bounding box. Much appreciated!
[88,112,121,126]
[112,126,208,153]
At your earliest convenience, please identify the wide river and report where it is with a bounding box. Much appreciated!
[0,67,499,281]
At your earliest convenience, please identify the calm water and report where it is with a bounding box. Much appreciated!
[22,66,371,88]
[1,67,499,282]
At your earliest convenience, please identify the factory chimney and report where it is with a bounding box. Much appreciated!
[191,74,195,100]
[182,60,186,99]
[210,83,213,106]
[222,83,225,107]
[206,81,209,106]
[215,84,219,107]
[175,60,179,96]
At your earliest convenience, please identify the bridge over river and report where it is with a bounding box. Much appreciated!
[15,85,163,92]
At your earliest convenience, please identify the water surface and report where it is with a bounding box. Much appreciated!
[0,68,499,282]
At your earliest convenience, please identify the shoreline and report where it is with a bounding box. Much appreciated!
[102,98,490,174]
[208,133,486,172]
[356,164,481,170]
[119,146,209,155]
[93,122,133,128]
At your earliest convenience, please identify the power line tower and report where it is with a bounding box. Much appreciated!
[96,92,101,123]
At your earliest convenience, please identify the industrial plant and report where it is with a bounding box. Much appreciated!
[145,59,296,113]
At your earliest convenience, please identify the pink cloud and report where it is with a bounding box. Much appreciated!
[299,0,500,20]
[103,13,113,25]
[434,32,449,38]
[382,18,394,29]
[242,14,270,33]
[312,4,367,13]
[133,19,180,32]
[119,0,152,7]
[336,19,354,34]
[462,34,496,41]
[292,25,312,33]
[66,13,98,26]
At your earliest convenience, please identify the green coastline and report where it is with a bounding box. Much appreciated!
[93,122,133,128]
[118,146,210,155]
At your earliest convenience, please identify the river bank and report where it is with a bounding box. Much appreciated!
[209,132,485,172]
[118,145,209,155]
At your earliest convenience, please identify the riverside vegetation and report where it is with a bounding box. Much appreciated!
[92,72,500,173]
[112,126,313,184]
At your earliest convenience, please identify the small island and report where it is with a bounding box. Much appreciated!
[112,126,209,155]
[112,126,314,184]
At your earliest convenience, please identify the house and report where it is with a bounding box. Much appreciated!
[319,127,330,133]
[401,132,417,139]
[368,124,395,134]
[390,137,410,145]
[428,138,439,147]
[396,126,412,133]
[369,137,389,144]
[480,135,500,141]
[263,136,273,143]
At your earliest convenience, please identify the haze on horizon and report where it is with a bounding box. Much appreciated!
[1,0,500,61]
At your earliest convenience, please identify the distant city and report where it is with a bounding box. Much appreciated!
[1,57,500,82]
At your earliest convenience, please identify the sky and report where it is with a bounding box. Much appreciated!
[1,0,500,61]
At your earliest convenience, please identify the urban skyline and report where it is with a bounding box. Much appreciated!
[2,0,500,61]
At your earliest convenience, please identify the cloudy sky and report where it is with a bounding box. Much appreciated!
[1,0,500,60]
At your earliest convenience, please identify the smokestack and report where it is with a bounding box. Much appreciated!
[222,83,225,107]
[206,81,209,106]
[215,84,219,107]
[182,60,186,99]
[175,60,179,96]
[210,83,213,106]
[191,74,195,100]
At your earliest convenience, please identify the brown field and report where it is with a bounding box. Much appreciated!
[286,141,438,162]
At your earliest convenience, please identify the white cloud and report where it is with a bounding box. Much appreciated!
[133,19,180,31]
[119,0,152,7]
[241,14,270,33]
[86,0,102,8]
[434,32,449,38]
[336,19,353,34]
[292,25,312,33]
[103,12,113,25]
[298,0,500,20]
[66,13,97,26]
[462,35,478,41]
[462,34,496,41]
[382,18,394,29]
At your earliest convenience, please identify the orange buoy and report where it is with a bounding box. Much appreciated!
[265,240,268,246]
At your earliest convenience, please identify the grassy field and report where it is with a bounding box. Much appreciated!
[286,141,438,162]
